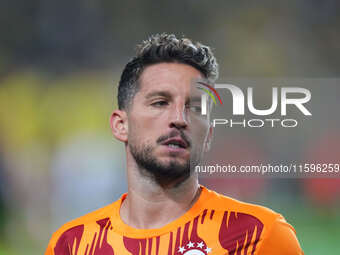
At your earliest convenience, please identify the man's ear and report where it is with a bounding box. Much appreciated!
[204,125,213,152]
[110,110,128,142]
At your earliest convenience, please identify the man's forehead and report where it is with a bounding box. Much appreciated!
[138,63,205,90]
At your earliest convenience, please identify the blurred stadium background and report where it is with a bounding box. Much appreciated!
[0,1,340,254]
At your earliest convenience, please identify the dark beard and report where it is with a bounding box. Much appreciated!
[129,142,196,187]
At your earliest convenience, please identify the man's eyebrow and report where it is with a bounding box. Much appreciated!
[145,91,172,99]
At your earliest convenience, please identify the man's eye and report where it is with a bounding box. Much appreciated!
[151,101,168,107]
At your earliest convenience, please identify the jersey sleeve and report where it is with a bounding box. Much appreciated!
[256,215,304,255]
[44,239,54,255]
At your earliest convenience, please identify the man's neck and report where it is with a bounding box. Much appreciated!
[120,168,201,229]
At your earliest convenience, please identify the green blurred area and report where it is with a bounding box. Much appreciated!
[0,71,119,254]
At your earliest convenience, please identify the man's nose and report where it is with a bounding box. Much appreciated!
[169,104,188,129]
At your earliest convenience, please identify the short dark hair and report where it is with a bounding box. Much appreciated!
[117,33,219,110]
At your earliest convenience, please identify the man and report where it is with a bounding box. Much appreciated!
[45,33,304,255]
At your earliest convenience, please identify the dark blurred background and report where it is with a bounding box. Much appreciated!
[0,1,339,254]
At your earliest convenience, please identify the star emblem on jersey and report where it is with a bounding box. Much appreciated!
[177,241,211,254]
[187,241,194,248]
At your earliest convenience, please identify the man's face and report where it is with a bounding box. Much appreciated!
[127,62,212,183]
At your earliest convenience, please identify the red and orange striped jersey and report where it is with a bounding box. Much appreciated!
[45,186,304,255]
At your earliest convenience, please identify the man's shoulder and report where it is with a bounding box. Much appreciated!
[203,186,282,224]
[49,197,121,243]
[202,187,304,254]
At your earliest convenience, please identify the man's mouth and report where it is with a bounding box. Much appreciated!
[161,137,189,149]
